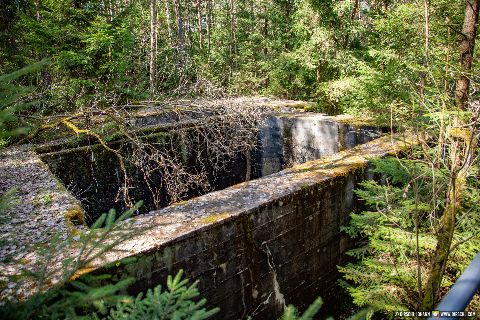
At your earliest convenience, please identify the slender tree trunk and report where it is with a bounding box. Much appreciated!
[422,150,465,310]
[197,0,203,50]
[422,0,480,310]
[284,0,292,50]
[455,0,480,109]
[150,0,157,97]
[420,0,430,99]
[35,0,51,91]
[227,0,233,82]
[262,4,269,88]
[438,16,452,167]
[173,0,185,71]
[206,0,212,58]
[185,0,192,49]
[105,0,113,63]
[229,0,238,76]
[164,0,172,43]
[350,0,359,20]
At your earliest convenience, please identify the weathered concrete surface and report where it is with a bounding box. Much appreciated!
[0,147,85,300]
[0,97,393,316]
[80,134,413,320]
[37,112,379,224]
[253,113,380,177]
[0,98,315,302]
[131,96,314,128]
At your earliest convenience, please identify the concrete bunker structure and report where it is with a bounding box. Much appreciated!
[0,98,410,318]
[36,112,380,223]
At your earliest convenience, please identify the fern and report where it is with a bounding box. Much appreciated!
[107,270,219,320]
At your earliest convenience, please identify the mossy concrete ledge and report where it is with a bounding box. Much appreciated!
[84,134,414,320]
[0,147,86,300]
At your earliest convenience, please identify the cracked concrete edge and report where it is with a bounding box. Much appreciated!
[0,146,86,301]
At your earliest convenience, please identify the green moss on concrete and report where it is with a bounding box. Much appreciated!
[199,212,231,224]
[33,191,54,206]
[64,204,86,228]
[172,200,189,206]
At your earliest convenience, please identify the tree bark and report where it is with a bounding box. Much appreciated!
[149,0,157,97]
[206,0,212,58]
[197,0,203,50]
[35,0,52,91]
[423,1,480,310]
[422,150,466,310]
[229,0,238,76]
[164,0,172,43]
[455,0,480,109]
[173,0,185,70]
[419,0,429,99]
[262,4,269,88]
[350,0,359,20]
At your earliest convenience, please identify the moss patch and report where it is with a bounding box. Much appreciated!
[32,190,54,206]
[64,205,86,227]
[199,212,231,224]
[172,200,189,207]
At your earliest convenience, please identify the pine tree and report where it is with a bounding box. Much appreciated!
[0,59,50,144]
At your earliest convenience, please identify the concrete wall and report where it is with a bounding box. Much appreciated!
[253,114,380,177]
[38,130,249,223]
[114,174,359,319]
[38,113,379,224]
[92,136,405,320]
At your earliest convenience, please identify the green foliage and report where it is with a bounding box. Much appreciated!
[107,270,219,320]
[1,0,479,316]
[0,59,50,143]
[0,188,20,220]
[2,269,219,320]
[0,201,145,319]
[279,297,324,320]
[0,0,473,116]
[0,200,222,320]
[2,197,326,320]
[339,157,480,315]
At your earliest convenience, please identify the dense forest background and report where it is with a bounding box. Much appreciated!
[1,0,480,318]
[1,0,477,117]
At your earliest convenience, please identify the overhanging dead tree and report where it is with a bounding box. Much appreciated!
[19,96,270,213]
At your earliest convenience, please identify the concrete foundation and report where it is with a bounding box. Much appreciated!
[0,99,410,319]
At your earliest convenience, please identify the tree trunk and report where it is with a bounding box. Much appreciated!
[184,0,192,49]
[35,0,52,91]
[206,0,212,58]
[164,0,172,43]
[422,1,480,310]
[455,0,480,109]
[262,4,269,88]
[350,0,359,20]
[149,0,157,97]
[422,153,465,310]
[173,0,185,71]
[197,0,203,50]
[229,0,238,76]
[419,0,429,99]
